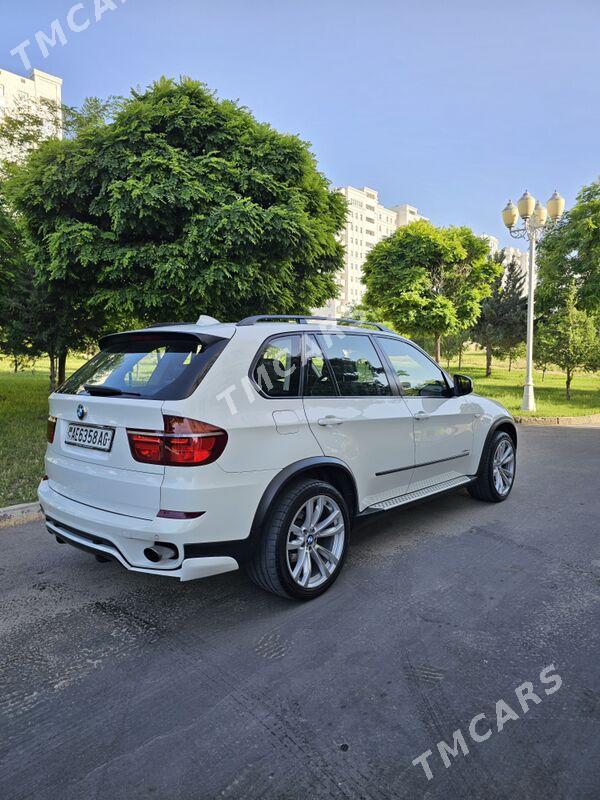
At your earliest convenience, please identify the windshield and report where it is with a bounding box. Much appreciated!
[58,333,228,400]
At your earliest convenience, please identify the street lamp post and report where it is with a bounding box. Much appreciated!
[501,190,565,412]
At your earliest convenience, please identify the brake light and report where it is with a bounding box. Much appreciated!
[47,416,57,443]
[127,416,227,466]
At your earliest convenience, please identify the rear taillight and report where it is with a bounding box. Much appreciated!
[127,415,227,467]
[47,416,57,443]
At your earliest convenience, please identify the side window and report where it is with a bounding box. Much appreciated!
[253,335,301,397]
[377,338,449,398]
[316,334,391,397]
[304,335,338,397]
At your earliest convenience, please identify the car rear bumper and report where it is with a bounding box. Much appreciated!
[39,480,239,581]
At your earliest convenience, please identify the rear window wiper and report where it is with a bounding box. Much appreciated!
[84,383,141,397]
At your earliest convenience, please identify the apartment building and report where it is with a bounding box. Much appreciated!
[503,245,530,292]
[0,67,62,160]
[319,185,428,317]
[481,235,530,294]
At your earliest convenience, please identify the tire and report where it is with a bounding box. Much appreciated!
[468,431,516,502]
[247,478,350,600]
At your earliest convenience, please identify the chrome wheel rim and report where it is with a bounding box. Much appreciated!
[286,495,345,589]
[492,439,515,496]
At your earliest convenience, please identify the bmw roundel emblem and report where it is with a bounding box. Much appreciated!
[76,403,87,420]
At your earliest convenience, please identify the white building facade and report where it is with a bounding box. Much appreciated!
[0,67,62,160]
[502,246,530,293]
[480,235,529,294]
[320,185,428,317]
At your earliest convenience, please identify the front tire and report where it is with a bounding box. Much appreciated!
[468,431,516,502]
[247,478,350,600]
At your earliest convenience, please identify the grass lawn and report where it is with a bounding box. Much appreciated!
[0,351,598,507]
[445,350,600,419]
[0,356,86,508]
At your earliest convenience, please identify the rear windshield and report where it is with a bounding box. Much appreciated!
[58,333,228,400]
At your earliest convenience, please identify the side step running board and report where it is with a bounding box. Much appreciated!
[367,476,473,512]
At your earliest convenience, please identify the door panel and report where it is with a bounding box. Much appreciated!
[376,336,476,491]
[302,334,415,509]
[402,396,474,491]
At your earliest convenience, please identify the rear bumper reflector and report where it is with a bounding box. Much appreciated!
[157,509,205,519]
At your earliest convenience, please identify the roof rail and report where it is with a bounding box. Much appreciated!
[236,314,394,333]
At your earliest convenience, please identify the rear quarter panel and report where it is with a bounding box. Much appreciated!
[161,329,322,474]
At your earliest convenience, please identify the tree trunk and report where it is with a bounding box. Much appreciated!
[485,345,492,377]
[58,350,68,386]
[508,351,513,372]
[566,368,572,401]
[458,348,463,370]
[13,356,18,373]
[434,334,441,364]
[446,355,451,370]
[49,354,57,392]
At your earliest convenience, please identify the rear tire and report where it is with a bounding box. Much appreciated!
[468,431,516,502]
[247,478,350,600]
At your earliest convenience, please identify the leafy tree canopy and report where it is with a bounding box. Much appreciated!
[535,284,599,399]
[363,220,498,360]
[5,77,345,325]
[471,253,527,375]
[537,179,600,314]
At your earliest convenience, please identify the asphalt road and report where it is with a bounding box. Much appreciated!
[1,426,599,800]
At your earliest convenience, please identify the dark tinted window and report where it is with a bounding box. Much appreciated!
[378,337,449,397]
[58,333,226,400]
[317,334,391,397]
[304,335,338,397]
[253,335,301,397]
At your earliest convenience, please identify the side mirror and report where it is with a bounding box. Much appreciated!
[453,374,473,396]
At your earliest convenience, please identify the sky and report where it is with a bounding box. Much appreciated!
[2,0,599,247]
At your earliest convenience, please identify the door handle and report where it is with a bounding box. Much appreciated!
[414,410,430,420]
[317,416,344,426]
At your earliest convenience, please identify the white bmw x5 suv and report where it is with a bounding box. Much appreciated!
[39,315,517,600]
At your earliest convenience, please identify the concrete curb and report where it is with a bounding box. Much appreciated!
[515,412,600,426]
[0,501,43,529]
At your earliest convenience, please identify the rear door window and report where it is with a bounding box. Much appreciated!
[58,333,227,400]
[315,333,391,397]
[304,335,338,397]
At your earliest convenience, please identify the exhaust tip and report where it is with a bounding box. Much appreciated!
[144,547,162,563]
[144,543,179,563]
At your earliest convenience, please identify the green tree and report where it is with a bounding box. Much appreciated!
[6,77,345,337]
[0,199,36,371]
[497,257,527,369]
[537,179,600,315]
[470,272,505,376]
[535,285,599,399]
[363,220,497,362]
[441,330,470,370]
[0,92,126,386]
[471,254,527,376]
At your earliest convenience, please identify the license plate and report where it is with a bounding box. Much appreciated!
[65,423,115,452]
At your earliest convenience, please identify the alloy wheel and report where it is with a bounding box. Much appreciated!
[285,495,346,589]
[492,438,515,496]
